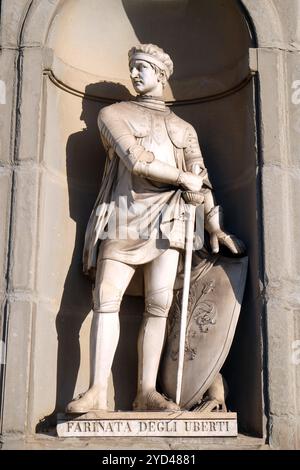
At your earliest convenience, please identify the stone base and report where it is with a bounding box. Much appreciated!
[57,411,237,437]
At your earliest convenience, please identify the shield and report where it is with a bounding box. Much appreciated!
[159,255,248,409]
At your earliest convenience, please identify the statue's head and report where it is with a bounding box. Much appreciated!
[128,44,173,96]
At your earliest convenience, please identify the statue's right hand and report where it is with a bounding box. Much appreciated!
[178,172,203,192]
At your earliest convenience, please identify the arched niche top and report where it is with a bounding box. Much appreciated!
[43,0,253,101]
[241,0,284,48]
[0,0,60,48]
[0,0,29,48]
[4,0,286,50]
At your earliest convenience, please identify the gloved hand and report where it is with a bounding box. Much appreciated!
[209,230,246,254]
[205,206,246,254]
[178,172,203,192]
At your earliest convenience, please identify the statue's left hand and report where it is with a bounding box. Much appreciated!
[209,230,246,255]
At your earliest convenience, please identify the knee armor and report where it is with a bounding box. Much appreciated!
[93,280,122,313]
[145,287,173,318]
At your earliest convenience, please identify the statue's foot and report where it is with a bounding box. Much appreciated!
[133,390,180,412]
[65,388,107,414]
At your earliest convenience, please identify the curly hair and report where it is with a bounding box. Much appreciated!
[128,43,174,81]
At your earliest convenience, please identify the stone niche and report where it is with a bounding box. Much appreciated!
[31,0,262,437]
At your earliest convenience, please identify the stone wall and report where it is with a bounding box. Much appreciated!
[0,0,299,449]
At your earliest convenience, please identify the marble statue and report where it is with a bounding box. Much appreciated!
[66,44,245,414]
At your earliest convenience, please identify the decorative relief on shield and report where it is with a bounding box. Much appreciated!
[168,280,217,361]
[160,258,248,408]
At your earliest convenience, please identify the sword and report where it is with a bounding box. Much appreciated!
[176,189,204,406]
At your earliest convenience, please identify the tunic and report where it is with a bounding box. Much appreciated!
[83,97,213,274]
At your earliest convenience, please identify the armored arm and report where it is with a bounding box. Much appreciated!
[183,125,220,224]
[182,123,245,254]
[182,125,242,252]
[183,125,212,189]
[98,106,202,189]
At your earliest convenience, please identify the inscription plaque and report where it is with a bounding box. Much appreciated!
[57,412,237,437]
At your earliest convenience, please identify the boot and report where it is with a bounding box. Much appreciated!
[133,389,180,411]
[133,315,179,411]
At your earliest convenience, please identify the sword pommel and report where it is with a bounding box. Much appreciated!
[182,191,204,206]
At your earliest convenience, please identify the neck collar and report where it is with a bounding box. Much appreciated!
[133,95,169,112]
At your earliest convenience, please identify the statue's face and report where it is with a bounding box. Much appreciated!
[130,59,160,95]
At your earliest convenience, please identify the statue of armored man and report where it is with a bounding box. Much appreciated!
[66,44,247,414]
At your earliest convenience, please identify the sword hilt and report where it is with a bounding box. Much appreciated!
[182,191,204,206]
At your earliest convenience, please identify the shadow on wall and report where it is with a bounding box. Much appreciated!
[121,0,251,99]
[36,82,133,432]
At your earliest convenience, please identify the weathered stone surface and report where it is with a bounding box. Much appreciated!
[1,433,267,451]
[10,165,39,291]
[269,415,300,450]
[257,49,286,167]
[262,165,295,280]
[26,301,60,432]
[242,0,300,51]
[289,52,300,166]
[293,313,300,414]
[285,170,300,278]
[27,300,91,433]
[273,0,300,49]
[0,0,30,48]
[0,49,16,165]
[266,298,296,417]
[21,0,61,48]
[241,0,284,48]
[2,300,32,434]
[0,170,12,297]
[35,170,72,301]
[17,48,44,163]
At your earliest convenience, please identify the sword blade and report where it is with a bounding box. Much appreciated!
[176,203,196,405]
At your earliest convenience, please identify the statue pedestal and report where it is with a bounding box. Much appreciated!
[57,411,237,437]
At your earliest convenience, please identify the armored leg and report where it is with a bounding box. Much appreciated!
[66,259,135,413]
[133,248,180,411]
